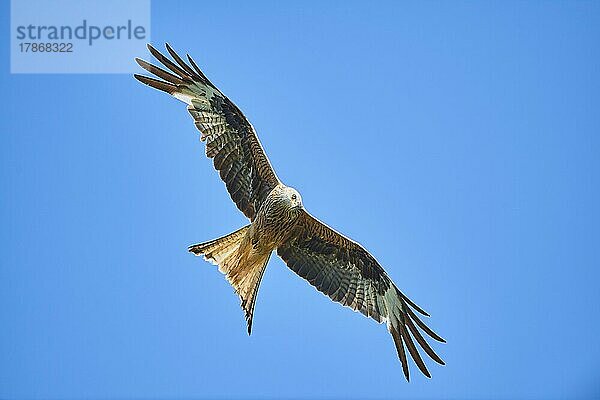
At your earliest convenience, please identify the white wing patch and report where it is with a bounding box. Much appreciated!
[173,92,194,105]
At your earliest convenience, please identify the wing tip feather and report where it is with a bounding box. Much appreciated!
[133,73,177,95]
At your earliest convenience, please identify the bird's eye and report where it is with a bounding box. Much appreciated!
[291,194,297,200]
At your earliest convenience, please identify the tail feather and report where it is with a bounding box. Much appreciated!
[189,225,270,334]
[238,252,271,334]
[188,225,249,273]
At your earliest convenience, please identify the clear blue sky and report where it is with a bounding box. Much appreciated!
[1,1,599,399]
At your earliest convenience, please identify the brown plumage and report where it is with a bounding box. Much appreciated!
[135,43,445,381]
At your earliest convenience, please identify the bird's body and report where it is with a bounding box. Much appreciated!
[250,185,304,251]
[135,44,445,381]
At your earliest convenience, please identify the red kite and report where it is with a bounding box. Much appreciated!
[135,44,445,380]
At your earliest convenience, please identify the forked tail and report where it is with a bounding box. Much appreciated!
[189,225,271,334]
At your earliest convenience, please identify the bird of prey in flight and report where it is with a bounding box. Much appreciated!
[134,43,445,381]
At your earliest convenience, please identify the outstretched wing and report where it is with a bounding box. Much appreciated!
[277,210,445,381]
[134,43,280,220]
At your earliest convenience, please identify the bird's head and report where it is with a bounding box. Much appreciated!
[283,186,303,211]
